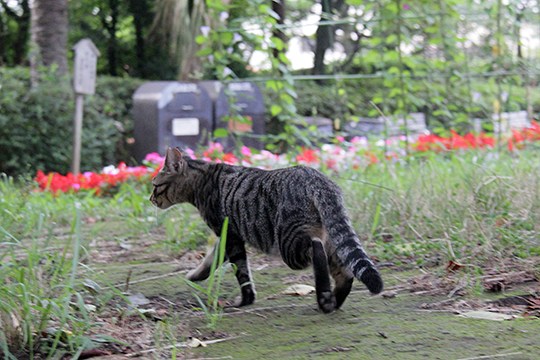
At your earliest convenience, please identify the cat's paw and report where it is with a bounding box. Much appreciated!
[225,293,255,308]
[317,291,337,313]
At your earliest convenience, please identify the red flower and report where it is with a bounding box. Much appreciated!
[35,163,155,195]
[296,148,319,164]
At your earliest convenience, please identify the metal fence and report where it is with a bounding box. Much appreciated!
[210,1,540,145]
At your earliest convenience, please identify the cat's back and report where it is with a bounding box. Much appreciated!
[222,164,335,194]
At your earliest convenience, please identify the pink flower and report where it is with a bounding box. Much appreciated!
[241,146,252,157]
[184,148,197,159]
[144,152,165,165]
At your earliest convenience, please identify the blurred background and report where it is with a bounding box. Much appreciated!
[1,0,539,175]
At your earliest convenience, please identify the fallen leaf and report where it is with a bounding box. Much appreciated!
[127,293,151,306]
[446,260,464,273]
[84,217,98,224]
[84,304,97,312]
[187,337,207,348]
[282,284,316,296]
[381,290,398,299]
[83,279,102,295]
[459,310,515,321]
[120,242,133,250]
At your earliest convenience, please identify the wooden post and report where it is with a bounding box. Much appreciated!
[72,94,84,175]
[72,39,100,174]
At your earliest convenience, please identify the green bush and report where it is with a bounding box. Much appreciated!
[0,67,142,177]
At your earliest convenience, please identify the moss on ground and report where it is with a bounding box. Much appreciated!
[93,254,539,359]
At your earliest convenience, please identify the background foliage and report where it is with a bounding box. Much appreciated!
[0,67,142,176]
[0,0,539,175]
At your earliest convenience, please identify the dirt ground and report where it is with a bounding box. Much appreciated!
[73,221,540,360]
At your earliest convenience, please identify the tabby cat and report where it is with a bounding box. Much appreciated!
[150,147,383,313]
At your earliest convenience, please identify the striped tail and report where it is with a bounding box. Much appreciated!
[316,194,383,294]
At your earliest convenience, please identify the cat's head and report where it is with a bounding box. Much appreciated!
[149,147,190,209]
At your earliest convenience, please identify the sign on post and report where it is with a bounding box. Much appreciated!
[72,39,100,174]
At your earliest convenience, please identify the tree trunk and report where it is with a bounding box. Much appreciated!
[30,0,68,75]
[0,8,5,65]
[101,0,119,76]
[515,10,523,59]
[128,0,149,77]
[312,0,333,78]
[272,0,287,62]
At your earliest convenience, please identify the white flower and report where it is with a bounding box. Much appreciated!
[200,26,210,37]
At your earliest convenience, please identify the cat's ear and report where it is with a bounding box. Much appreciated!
[165,147,185,174]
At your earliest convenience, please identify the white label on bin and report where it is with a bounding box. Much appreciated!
[229,82,252,92]
[172,118,199,136]
[175,83,199,93]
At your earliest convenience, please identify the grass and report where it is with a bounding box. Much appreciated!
[0,148,539,357]
[185,217,230,329]
[342,151,540,268]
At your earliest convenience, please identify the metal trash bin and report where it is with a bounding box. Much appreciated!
[132,81,213,161]
[214,82,265,150]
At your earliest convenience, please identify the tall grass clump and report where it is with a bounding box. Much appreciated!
[0,202,92,358]
[0,177,140,358]
[338,150,540,267]
[185,217,230,329]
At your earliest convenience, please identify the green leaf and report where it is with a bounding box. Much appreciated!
[386,34,398,45]
[266,80,278,91]
[278,52,289,64]
[372,95,384,104]
[196,48,213,57]
[279,92,294,104]
[220,32,233,45]
[271,37,285,51]
[270,104,283,116]
[388,66,400,75]
[195,35,207,45]
[213,128,228,138]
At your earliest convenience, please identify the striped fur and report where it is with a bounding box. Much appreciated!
[150,147,383,312]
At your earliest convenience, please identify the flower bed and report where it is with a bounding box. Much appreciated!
[34,163,157,195]
[34,121,540,194]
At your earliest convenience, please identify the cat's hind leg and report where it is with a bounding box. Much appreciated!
[312,238,337,313]
[328,254,354,309]
[226,235,256,307]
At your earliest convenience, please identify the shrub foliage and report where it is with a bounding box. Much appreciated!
[0,67,142,177]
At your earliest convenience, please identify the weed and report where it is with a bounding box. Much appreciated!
[0,202,114,357]
[185,217,230,329]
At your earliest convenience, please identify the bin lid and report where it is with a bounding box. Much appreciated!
[133,81,208,109]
